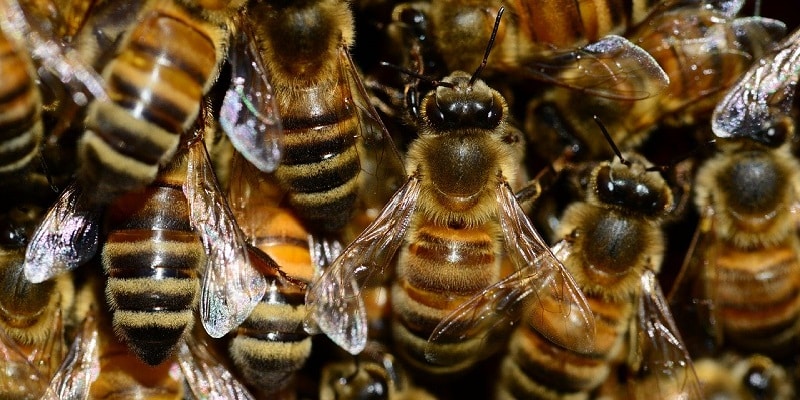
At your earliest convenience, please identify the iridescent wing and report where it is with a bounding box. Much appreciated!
[42,311,99,400]
[496,181,595,352]
[0,0,108,103]
[227,151,286,244]
[219,14,283,173]
[305,176,421,355]
[712,27,800,140]
[628,269,703,400]
[521,35,669,100]
[24,183,101,283]
[179,335,256,400]
[340,45,408,210]
[184,138,266,338]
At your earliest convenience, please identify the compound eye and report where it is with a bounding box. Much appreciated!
[759,117,790,148]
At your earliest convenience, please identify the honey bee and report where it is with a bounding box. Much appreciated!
[526,0,787,160]
[693,353,795,400]
[319,342,437,400]
[388,0,670,102]
[426,127,701,398]
[227,151,317,397]
[0,206,73,399]
[25,110,266,365]
[244,0,406,236]
[43,299,256,399]
[305,25,594,374]
[669,27,800,358]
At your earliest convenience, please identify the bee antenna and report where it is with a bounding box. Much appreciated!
[469,6,505,86]
[38,151,59,193]
[379,61,455,88]
[592,115,630,167]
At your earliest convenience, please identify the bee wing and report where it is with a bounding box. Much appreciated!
[228,151,285,242]
[0,0,107,102]
[42,311,99,400]
[0,325,49,395]
[628,269,703,400]
[179,335,256,400]
[521,35,669,100]
[24,183,101,283]
[340,45,408,210]
[668,211,723,352]
[184,139,267,339]
[219,15,283,173]
[496,182,596,352]
[305,176,421,355]
[712,28,800,140]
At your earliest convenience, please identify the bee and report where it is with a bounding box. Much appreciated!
[388,0,670,103]
[305,11,594,375]
[227,152,317,397]
[26,108,266,366]
[669,27,800,358]
[526,0,787,161]
[692,353,795,400]
[319,342,437,400]
[427,123,701,398]
[0,206,73,399]
[43,294,256,400]
[243,0,406,236]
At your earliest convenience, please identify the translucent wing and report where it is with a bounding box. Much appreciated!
[185,139,266,338]
[667,211,724,355]
[0,0,107,103]
[305,176,421,355]
[629,269,702,400]
[521,35,669,100]
[179,335,256,400]
[712,28,800,140]
[24,183,101,283]
[228,151,286,244]
[424,242,565,365]
[496,181,595,352]
[340,45,408,210]
[42,311,99,400]
[0,325,48,397]
[220,16,283,173]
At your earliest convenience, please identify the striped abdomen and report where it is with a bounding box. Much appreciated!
[0,30,41,178]
[102,149,203,366]
[391,217,501,374]
[709,240,800,355]
[79,2,225,203]
[496,295,632,400]
[230,207,314,395]
[273,78,361,233]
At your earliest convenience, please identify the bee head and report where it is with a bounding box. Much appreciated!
[422,72,504,131]
[593,154,673,217]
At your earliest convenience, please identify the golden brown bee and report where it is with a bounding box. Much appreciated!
[693,353,795,400]
[0,206,73,399]
[244,0,405,235]
[388,0,670,102]
[305,65,594,376]
[428,141,701,398]
[43,294,256,399]
[319,342,437,400]
[670,27,800,358]
[525,1,786,160]
[227,152,316,397]
[25,111,266,366]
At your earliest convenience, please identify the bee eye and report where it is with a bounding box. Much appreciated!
[758,117,790,148]
[595,167,667,215]
[425,95,503,130]
[0,226,26,248]
[742,365,772,398]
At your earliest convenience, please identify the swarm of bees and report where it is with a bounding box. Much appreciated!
[1,0,800,399]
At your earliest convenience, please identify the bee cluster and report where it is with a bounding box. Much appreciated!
[1,0,800,399]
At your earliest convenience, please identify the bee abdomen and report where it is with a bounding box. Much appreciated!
[0,32,41,176]
[498,296,631,399]
[275,81,360,232]
[392,222,499,372]
[79,7,221,201]
[102,184,203,365]
[716,243,800,354]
